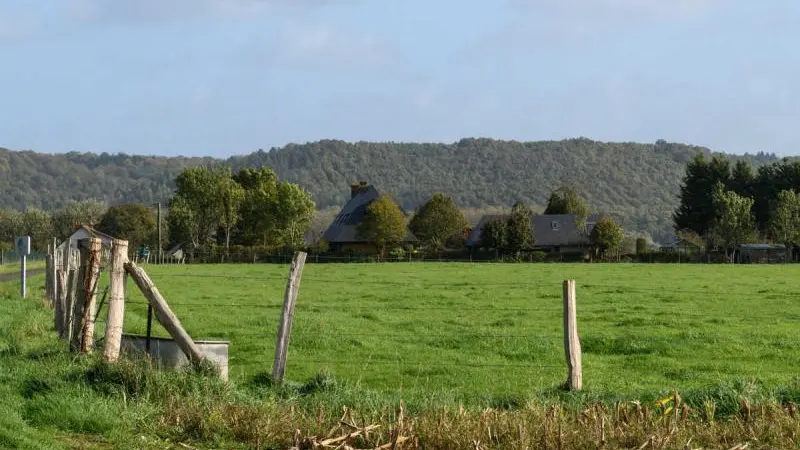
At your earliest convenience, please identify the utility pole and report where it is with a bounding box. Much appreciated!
[157,202,162,265]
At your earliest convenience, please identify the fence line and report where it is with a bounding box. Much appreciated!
[35,242,800,395]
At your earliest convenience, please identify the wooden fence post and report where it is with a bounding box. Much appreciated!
[63,266,77,341]
[563,280,582,391]
[70,238,101,352]
[80,238,102,353]
[70,241,90,350]
[124,261,206,364]
[51,237,59,305]
[272,251,307,384]
[45,247,53,304]
[54,271,66,335]
[103,239,128,362]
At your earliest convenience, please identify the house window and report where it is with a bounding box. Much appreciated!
[551,220,560,231]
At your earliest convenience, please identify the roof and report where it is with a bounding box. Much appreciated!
[466,213,600,248]
[322,186,417,244]
[738,243,786,250]
[81,225,115,242]
[661,239,701,248]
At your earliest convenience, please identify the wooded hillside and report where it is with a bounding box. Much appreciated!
[0,139,779,242]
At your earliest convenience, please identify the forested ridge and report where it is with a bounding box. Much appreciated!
[0,138,780,242]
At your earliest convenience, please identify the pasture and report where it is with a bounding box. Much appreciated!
[118,262,800,404]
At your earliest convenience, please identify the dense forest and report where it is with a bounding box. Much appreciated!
[0,139,781,243]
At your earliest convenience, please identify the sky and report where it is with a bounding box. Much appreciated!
[1,0,799,157]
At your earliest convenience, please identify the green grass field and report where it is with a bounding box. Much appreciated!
[5,264,800,449]
[116,262,800,404]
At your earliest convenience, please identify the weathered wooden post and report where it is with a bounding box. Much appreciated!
[563,280,582,391]
[70,238,101,352]
[51,237,58,305]
[62,245,77,341]
[272,251,307,384]
[80,238,102,353]
[103,239,128,362]
[54,271,66,335]
[45,247,52,303]
[125,262,205,363]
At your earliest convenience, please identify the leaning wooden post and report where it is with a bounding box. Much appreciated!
[124,261,205,364]
[272,251,307,384]
[563,280,582,391]
[103,239,129,362]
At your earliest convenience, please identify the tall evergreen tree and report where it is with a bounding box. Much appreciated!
[673,154,731,237]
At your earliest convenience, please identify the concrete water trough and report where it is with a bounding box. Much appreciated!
[120,334,230,380]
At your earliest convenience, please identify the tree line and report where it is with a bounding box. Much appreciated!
[0,166,316,257]
[355,185,625,259]
[3,139,780,244]
[674,154,800,260]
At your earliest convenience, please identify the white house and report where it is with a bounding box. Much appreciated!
[55,225,116,255]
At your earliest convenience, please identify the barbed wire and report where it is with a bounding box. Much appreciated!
[286,358,564,369]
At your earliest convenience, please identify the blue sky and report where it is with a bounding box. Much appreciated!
[1,0,799,157]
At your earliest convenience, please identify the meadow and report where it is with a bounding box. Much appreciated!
[117,262,800,405]
[4,264,800,448]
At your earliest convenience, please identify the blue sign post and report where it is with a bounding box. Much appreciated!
[16,236,30,298]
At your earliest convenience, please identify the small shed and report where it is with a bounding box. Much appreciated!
[737,244,787,264]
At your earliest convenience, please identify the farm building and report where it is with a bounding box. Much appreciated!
[660,239,702,255]
[466,213,600,253]
[736,243,787,264]
[322,182,417,253]
[55,225,116,254]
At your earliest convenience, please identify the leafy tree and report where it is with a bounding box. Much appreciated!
[0,209,24,247]
[273,181,315,249]
[710,183,756,262]
[590,216,624,259]
[97,204,156,250]
[768,189,800,259]
[170,166,228,249]
[506,202,534,252]
[22,209,53,251]
[217,174,245,252]
[167,196,200,250]
[480,217,508,252]
[357,194,407,256]
[673,154,731,237]
[52,200,107,240]
[676,228,705,250]
[544,186,589,229]
[408,193,468,250]
[234,167,279,247]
